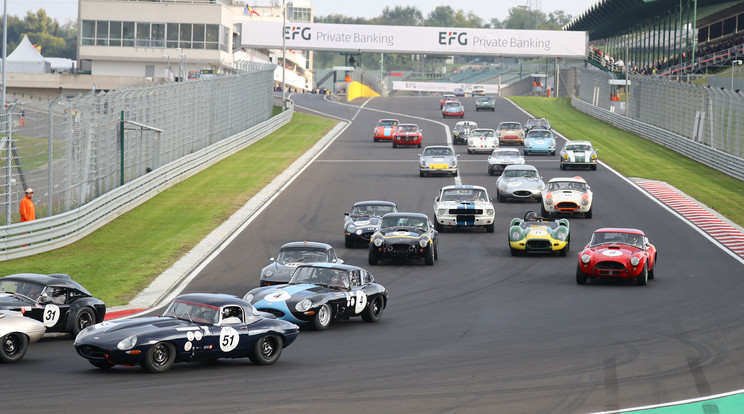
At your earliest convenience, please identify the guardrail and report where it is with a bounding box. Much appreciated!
[0,105,293,261]
[571,96,744,182]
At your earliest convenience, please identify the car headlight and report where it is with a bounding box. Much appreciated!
[563,154,568,160]
[418,238,429,248]
[630,257,640,266]
[347,224,356,233]
[117,335,138,350]
[486,209,494,216]
[450,160,457,167]
[545,198,553,205]
[243,292,254,302]
[295,298,313,312]
[355,229,363,235]
[581,254,591,263]
[555,231,567,241]
[263,270,274,278]
[420,161,427,167]
[581,198,589,205]
[498,182,507,191]
[373,238,383,247]
[537,183,544,190]
[437,209,446,216]
[511,231,521,240]
[591,153,597,160]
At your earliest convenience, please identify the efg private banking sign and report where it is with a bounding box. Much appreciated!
[241,22,588,59]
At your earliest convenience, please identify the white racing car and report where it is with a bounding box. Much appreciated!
[467,129,498,154]
[541,176,594,218]
[433,185,495,233]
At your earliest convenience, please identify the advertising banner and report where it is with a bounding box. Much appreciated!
[241,22,588,58]
[392,82,500,94]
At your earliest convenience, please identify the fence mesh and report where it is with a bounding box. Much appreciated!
[1,62,276,225]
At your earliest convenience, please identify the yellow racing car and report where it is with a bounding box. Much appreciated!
[508,211,570,256]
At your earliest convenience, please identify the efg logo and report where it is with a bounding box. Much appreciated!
[439,31,468,46]
[285,26,311,40]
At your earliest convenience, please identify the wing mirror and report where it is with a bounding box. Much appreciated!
[269,257,275,263]
[344,212,350,217]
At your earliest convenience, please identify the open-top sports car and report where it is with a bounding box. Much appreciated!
[260,242,344,286]
[467,128,498,154]
[471,86,486,96]
[496,122,525,145]
[392,123,422,148]
[75,293,299,372]
[433,185,495,233]
[560,140,599,170]
[440,94,456,109]
[487,148,525,176]
[0,273,106,335]
[452,120,477,145]
[442,101,464,118]
[419,146,458,177]
[576,228,657,285]
[475,96,495,111]
[1,306,46,363]
[525,117,551,131]
[496,165,545,202]
[523,129,556,155]
[373,119,399,142]
[508,211,570,256]
[541,176,594,218]
[369,212,438,265]
[245,263,388,330]
[344,201,398,247]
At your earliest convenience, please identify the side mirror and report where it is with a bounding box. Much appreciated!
[595,148,600,152]
[456,154,460,158]
[269,257,275,263]
[337,258,344,264]
[417,153,421,157]
[344,212,349,217]
[39,292,49,303]
[435,197,439,202]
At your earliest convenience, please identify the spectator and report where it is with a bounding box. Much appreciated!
[20,188,35,222]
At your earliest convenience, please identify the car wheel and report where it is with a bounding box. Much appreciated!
[541,204,549,218]
[312,304,332,330]
[420,171,425,177]
[551,151,555,155]
[434,221,443,232]
[89,360,115,369]
[73,308,96,336]
[417,143,422,148]
[485,224,495,233]
[497,192,504,203]
[345,235,354,248]
[560,162,565,170]
[591,164,597,170]
[559,240,569,256]
[424,244,435,266]
[0,333,28,363]
[142,342,176,373]
[491,108,495,112]
[374,137,379,142]
[488,168,494,176]
[585,208,593,219]
[510,247,520,257]
[434,240,439,260]
[249,334,283,365]
[392,142,397,148]
[460,115,464,118]
[368,244,379,265]
[648,254,656,280]
[576,264,588,285]
[636,264,648,286]
[453,170,458,177]
[361,296,384,323]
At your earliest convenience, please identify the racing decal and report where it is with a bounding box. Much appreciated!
[43,304,61,327]
[265,291,292,302]
[384,126,391,135]
[286,263,303,267]
[186,331,195,341]
[194,331,203,341]
[219,327,239,352]
[355,291,367,314]
[602,250,623,257]
[529,229,548,236]
[356,220,370,226]
[343,291,354,307]
[184,341,193,352]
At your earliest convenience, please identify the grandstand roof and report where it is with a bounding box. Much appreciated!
[563,0,737,40]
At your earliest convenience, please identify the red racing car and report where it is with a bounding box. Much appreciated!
[576,228,657,286]
[373,119,399,142]
[392,124,422,148]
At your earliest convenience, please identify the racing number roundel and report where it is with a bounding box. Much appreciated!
[355,291,367,314]
[220,327,239,352]
[43,304,61,327]
[265,291,291,302]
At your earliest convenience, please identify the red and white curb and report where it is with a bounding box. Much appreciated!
[636,180,744,258]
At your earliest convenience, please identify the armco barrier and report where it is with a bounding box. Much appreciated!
[571,97,744,182]
[0,106,293,261]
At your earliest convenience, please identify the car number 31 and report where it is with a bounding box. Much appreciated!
[44,304,61,327]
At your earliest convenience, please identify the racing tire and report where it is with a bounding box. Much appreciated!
[591,164,597,170]
[424,245,435,266]
[90,360,115,370]
[460,115,464,119]
[560,162,566,170]
[392,142,397,148]
[249,334,283,365]
[420,171,425,177]
[142,342,176,373]
[551,151,556,156]
[361,296,384,323]
[510,247,519,257]
[648,255,656,280]
[73,308,96,336]
[559,239,570,257]
[434,240,439,260]
[576,264,588,285]
[0,333,28,363]
[434,221,443,232]
[491,108,495,112]
[485,224,495,233]
[417,143,422,148]
[488,168,495,176]
[540,204,550,218]
[368,244,379,265]
[636,264,648,286]
[497,192,504,203]
[467,148,472,154]
[312,304,332,331]
[585,208,593,219]
[453,170,458,177]
[374,137,379,142]
[345,235,354,248]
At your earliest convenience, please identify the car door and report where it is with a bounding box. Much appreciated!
[37,286,72,332]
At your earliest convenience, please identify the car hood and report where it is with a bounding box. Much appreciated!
[589,245,642,259]
[251,284,345,307]
[421,155,455,163]
[500,177,543,188]
[548,189,585,201]
[377,229,428,244]
[0,293,34,308]
[563,150,594,162]
[75,316,194,344]
[436,200,493,209]
[349,216,381,226]
[499,129,520,134]
[488,155,524,164]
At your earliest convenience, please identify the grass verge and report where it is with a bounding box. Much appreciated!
[0,112,338,305]
[510,97,744,227]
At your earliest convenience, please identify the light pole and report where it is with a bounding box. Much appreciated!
[732,60,742,90]
[282,0,289,106]
[162,54,171,81]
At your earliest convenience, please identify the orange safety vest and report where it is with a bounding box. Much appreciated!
[20,197,35,222]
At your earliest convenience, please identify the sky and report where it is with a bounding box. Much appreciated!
[6,0,599,25]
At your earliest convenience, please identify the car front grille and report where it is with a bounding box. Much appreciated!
[556,201,579,210]
[448,209,482,215]
[595,261,627,275]
[513,190,534,197]
[78,345,108,359]
[257,308,285,318]
[526,240,551,249]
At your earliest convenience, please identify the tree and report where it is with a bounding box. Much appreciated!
[425,6,457,27]
[371,6,423,26]
[502,6,546,30]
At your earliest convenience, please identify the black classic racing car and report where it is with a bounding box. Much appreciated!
[245,263,388,331]
[74,293,299,372]
[368,212,438,266]
[344,200,398,247]
[260,241,343,286]
[0,273,106,335]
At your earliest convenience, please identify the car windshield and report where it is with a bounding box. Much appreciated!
[0,280,45,302]
[351,204,396,217]
[423,147,454,157]
[276,248,329,264]
[472,130,495,138]
[290,267,350,289]
[548,181,586,192]
[503,169,537,179]
[163,300,220,324]
[398,125,418,132]
[378,120,398,127]
[445,102,461,107]
[441,189,487,202]
[565,144,592,151]
[493,150,521,158]
[590,232,643,248]
[380,216,429,231]
[499,123,521,130]
[526,130,552,139]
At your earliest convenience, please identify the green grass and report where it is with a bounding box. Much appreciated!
[510,97,744,227]
[0,111,337,305]
[0,134,66,171]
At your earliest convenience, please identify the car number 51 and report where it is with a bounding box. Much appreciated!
[220,327,239,352]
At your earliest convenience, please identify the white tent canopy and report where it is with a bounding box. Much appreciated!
[1,35,50,73]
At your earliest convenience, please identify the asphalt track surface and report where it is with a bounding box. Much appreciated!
[6,95,744,414]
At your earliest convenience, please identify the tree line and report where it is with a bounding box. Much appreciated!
[2,9,77,59]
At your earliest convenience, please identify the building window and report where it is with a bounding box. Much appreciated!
[82,20,95,45]
[192,24,205,49]
[96,20,109,46]
[206,24,219,50]
[152,23,165,48]
[110,21,122,46]
[81,20,228,51]
[167,23,179,48]
[179,24,192,49]
[136,22,151,47]
[123,21,135,47]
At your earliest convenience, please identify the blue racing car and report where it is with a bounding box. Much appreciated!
[523,129,556,155]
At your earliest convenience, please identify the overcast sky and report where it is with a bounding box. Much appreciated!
[7,0,598,25]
